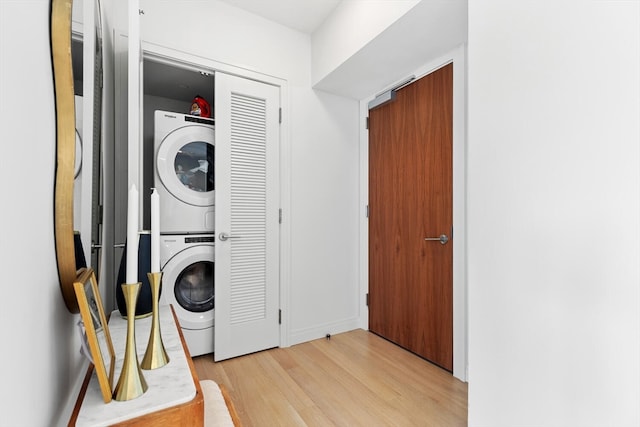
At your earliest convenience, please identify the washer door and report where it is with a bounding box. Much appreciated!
[156,125,215,207]
[161,244,214,330]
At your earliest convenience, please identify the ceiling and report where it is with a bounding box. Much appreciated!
[218,0,342,34]
[144,59,214,103]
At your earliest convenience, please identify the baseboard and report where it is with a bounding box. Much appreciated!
[289,317,361,346]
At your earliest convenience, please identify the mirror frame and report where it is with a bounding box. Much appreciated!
[51,0,80,313]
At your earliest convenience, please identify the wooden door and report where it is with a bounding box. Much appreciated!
[214,72,280,361]
[369,63,453,371]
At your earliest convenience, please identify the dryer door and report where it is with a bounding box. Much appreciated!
[160,244,214,330]
[156,125,215,207]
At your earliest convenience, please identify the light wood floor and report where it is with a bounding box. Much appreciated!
[193,329,467,426]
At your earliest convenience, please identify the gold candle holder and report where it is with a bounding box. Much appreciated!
[141,272,169,370]
[113,282,148,401]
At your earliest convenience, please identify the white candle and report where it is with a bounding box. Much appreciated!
[126,184,139,284]
[151,188,160,273]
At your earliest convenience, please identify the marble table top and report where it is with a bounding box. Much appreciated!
[75,304,197,427]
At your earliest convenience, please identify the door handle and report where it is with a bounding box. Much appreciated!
[218,232,239,241]
[424,234,449,245]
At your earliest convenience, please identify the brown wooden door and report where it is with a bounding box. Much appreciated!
[369,63,453,371]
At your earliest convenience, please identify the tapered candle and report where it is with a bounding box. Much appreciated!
[126,184,139,284]
[150,188,160,273]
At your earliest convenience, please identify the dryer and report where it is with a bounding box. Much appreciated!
[160,233,215,357]
[154,110,215,234]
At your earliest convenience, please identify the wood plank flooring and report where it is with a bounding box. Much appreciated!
[193,329,467,426]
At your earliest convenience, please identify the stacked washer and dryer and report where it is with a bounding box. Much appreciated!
[154,110,215,357]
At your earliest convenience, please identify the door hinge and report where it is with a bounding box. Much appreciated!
[279,309,282,324]
[279,108,282,124]
[366,293,369,306]
[366,117,369,129]
[279,208,283,224]
[365,205,369,218]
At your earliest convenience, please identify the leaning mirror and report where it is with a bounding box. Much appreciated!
[51,0,103,313]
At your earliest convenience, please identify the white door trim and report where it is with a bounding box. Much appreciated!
[359,44,468,381]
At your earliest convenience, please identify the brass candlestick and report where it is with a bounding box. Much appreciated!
[113,282,148,401]
[141,272,169,370]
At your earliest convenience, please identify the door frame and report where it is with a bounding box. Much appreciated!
[359,45,467,381]
[113,36,291,348]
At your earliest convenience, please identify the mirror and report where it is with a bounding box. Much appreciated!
[72,0,104,278]
[51,0,103,313]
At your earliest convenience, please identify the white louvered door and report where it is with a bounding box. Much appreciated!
[214,72,280,361]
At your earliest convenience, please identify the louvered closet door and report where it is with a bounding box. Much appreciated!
[214,72,280,361]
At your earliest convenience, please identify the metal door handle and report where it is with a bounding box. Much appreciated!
[218,232,239,241]
[424,234,449,245]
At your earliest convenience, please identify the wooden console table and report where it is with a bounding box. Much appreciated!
[69,305,204,426]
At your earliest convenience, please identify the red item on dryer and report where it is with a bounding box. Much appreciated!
[190,95,211,118]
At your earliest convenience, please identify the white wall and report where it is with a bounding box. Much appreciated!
[468,1,640,426]
[0,1,83,425]
[121,0,362,344]
[311,0,420,86]
[0,1,117,424]
[313,0,467,99]
[289,88,360,342]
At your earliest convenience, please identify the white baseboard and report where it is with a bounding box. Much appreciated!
[288,317,361,346]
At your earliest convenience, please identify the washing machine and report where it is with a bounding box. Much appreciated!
[154,110,215,234]
[160,233,215,357]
